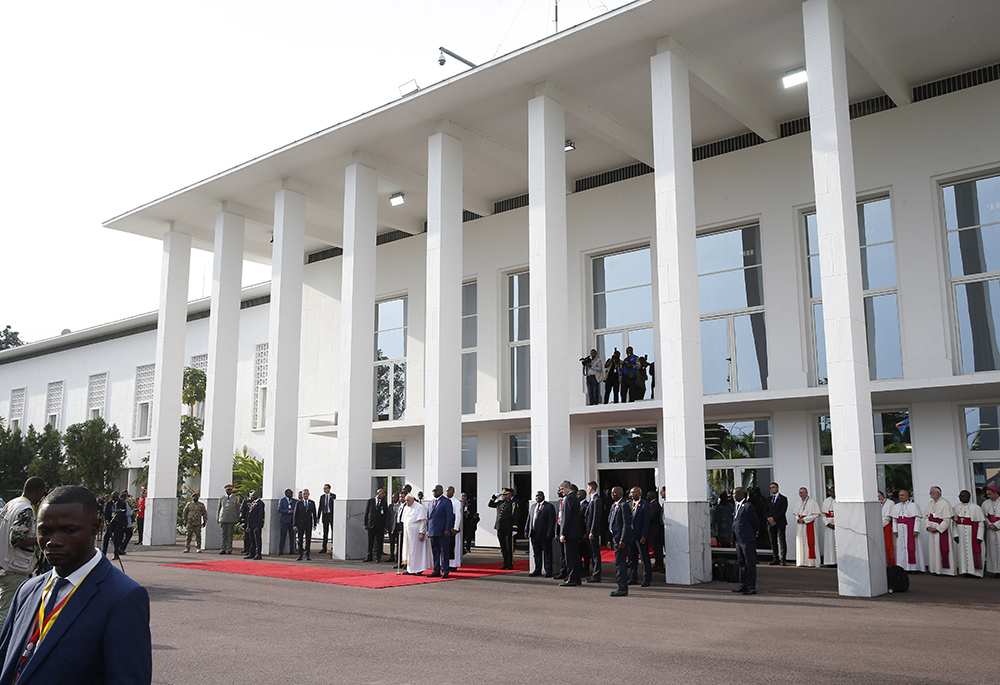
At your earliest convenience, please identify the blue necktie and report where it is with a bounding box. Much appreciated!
[45,577,71,616]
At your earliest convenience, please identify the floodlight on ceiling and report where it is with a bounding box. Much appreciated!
[564,140,576,152]
[782,67,808,88]
[389,192,405,207]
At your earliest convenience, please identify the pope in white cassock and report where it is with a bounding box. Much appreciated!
[982,485,1000,577]
[924,486,956,576]
[794,487,822,568]
[952,490,985,577]
[401,495,432,575]
[820,487,837,566]
[879,491,895,564]
[891,489,925,572]
[447,485,463,570]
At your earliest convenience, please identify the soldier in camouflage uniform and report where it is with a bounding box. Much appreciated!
[0,477,46,623]
[183,493,209,553]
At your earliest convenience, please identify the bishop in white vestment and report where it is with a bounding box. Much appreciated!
[891,490,925,572]
[794,487,822,568]
[401,495,431,575]
[879,491,895,564]
[447,485,463,570]
[982,485,1000,577]
[952,490,985,578]
[924,486,956,576]
[820,488,837,566]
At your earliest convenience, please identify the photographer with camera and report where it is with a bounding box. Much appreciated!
[581,348,603,405]
[604,348,622,404]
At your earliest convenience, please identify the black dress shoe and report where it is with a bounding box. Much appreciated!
[553,573,567,580]
[362,557,372,563]
[640,580,651,587]
[442,573,449,578]
[768,560,780,566]
[731,587,747,593]
[780,560,787,566]
[253,555,262,560]
[306,556,311,561]
[743,589,757,595]
[559,581,579,587]
[296,555,304,561]
[586,577,601,583]
[528,571,541,577]
[609,590,628,597]
[543,573,553,578]
[428,571,442,577]
[627,579,637,586]
[219,550,227,555]
[319,549,328,554]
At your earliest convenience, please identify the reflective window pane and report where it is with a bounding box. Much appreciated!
[392,362,406,420]
[627,327,655,364]
[509,433,531,466]
[808,255,823,299]
[864,294,903,380]
[874,410,911,454]
[698,267,764,315]
[595,248,652,292]
[461,436,477,468]
[818,415,833,456]
[734,313,768,391]
[858,198,894,246]
[596,427,657,463]
[375,298,406,331]
[954,278,1000,373]
[944,175,1000,231]
[697,226,761,274]
[965,405,1000,451]
[462,282,477,316]
[701,318,730,394]
[806,213,820,254]
[813,302,828,385]
[509,273,530,308]
[973,461,1000,505]
[376,329,406,361]
[595,285,653,329]
[509,306,530,342]
[462,316,477,349]
[461,352,477,415]
[876,464,913,497]
[510,345,531,410]
[374,364,390,421]
[705,420,772,460]
[947,224,1000,277]
[597,332,623,363]
[372,441,404,470]
[860,242,897,290]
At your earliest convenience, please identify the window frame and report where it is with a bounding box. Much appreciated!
[462,281,478,415]
[505,270,531,412]
[373,295,408,422]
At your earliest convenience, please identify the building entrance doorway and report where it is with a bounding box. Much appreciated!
[509,472,531,551]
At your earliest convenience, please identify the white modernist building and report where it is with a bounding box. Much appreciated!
[2,0,999,597]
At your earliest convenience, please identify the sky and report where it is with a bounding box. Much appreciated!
[1,0,630,344]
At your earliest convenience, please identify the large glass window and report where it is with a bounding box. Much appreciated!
[461,436,478,468]
[374,297,407,421]
[704,419,773,550]
[698,225,768,394]
[462,282,477,415]
[807,198,902,384]
[593,247,655,365]
[509,433,531,466]
[944,174,1000,373]
[596,427,657,463]
[964,405,1000,505]
[508,273,530,411]
[372,441,405,470]
[819,411,912,496]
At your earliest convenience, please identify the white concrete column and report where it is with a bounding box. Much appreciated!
[803,0,887,597]
[651,40,711,585]
[527,93,572,501]
[262,187,306,554]
[201,210,245,549]
[334,162,379,560]
[424,131,464,492]
[146,227,191,545]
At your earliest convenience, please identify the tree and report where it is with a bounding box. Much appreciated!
[232,445,263,499]
[0,325,25,350]
[0,418,31,501]
[26,424,64,489]
[179,367,206,478]
[62,418,128,494]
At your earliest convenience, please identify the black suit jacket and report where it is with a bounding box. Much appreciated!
[528,501,555,538]
[559,495,583,539]
[318,493,335,520]
[766,493,788,527]
[585,494,603,538]
[0,554,151,684]
[245,499,265,530]
[294,499,317,528]
[365,497,388,530]
[733,499,759,545]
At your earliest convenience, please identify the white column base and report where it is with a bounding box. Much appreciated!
[330,499,370,560]
[145,497,178,546]
[834,501,889,597]
[662,501,711,585]
[202,498,221,550]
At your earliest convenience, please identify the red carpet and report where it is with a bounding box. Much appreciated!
[162,559,529,589]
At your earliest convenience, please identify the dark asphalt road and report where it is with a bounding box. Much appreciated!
[120,543,996,684]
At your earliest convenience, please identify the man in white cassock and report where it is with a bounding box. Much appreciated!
[924,486,956,576]
[952,489,985,578]
[401,495,431,575]
[794,487,822,568]
[820,487,837,566]
[891,489,925,572]
[981,485,1000,577]
[446,485,463,571]
[879,491,895,565]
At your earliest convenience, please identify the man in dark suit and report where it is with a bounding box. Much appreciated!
[0,485,151,684]
[363,489,388,562]
[527,491,555,577]
[732,486,759,595]
[576,488,591,577]
[293,489,318,561]
[766,481,788,566]
[101,491,127,560]
[277,488,296,555]
[243,491,265,560]
[627,486,652,587]
[488,489,519,570]
[646,490,665,572]
[585,481,603,583]
[426,485,455,578]
[386,492,402,563]
[557,480,582,586]
[318,484,335,554]
[608,486,633,597]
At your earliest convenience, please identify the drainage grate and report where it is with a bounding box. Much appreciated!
[575,162,654,192]
[494,193,529,214]
[912,62,1000,102]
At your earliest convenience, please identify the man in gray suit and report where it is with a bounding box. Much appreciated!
[217,484,241,555]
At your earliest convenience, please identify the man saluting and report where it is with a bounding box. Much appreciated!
[0,485,151,684]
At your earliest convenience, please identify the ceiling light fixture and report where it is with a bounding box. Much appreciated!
[782,67,808,89]
[564,140,576,152]
[389,192,405,207]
